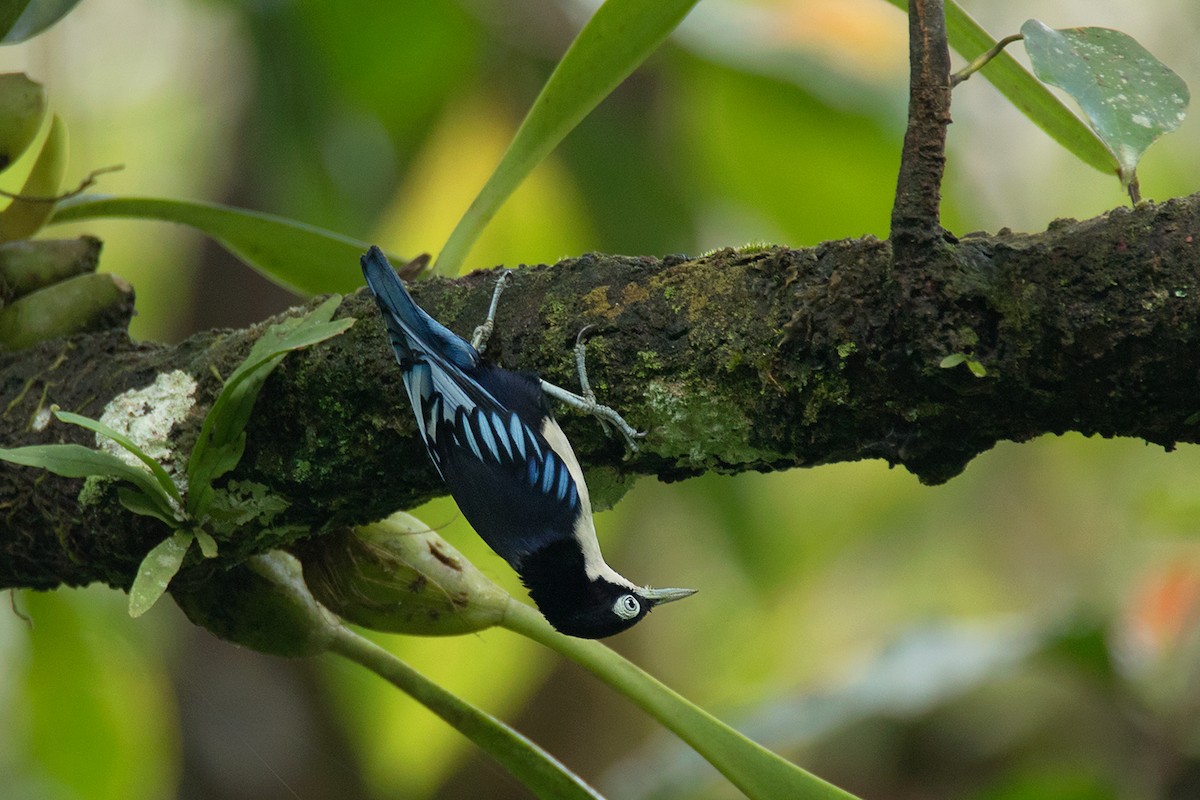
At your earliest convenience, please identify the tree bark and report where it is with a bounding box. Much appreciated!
[3,194,1200,591]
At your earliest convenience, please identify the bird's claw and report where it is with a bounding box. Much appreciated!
[534,326,645,455]
[471,269,514,354]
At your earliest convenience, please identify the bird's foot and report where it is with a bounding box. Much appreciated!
[471,269,513,355]
[540,327,646,454]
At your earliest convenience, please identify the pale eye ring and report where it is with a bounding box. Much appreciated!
[613,594,641,620]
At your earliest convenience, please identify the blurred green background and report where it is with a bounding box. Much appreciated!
[3,1,1200,798]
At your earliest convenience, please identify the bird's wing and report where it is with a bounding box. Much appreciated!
[436,402,584,569]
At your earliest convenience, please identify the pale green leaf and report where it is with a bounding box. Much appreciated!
[193,530,219,558]
[1021,20,1189,186]
[940,353,987,377]
[436,0,701,275]
[939,353,966,368]
[884,0,1117,175]
[503,605,859,799]
[0,443,176,521]
[128,531,193,618]
[54,408,183,507]
[49,195,404,295]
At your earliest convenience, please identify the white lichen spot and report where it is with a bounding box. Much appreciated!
[32,406,52,431]
[98,370,198,471]
[1130,113,1153,129]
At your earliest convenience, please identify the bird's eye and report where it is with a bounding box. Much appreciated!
[613,594,641,620]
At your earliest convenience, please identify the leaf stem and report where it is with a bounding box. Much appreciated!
[326,625,603,800]
[951,33,1024,87]
[501,603,859,800]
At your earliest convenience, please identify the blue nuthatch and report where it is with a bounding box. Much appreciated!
[361,247,694,638]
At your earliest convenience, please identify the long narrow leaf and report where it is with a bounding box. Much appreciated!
[328,626,603,800]
[435,0,701,275]
[884,0,1117,175]
[49,195,402,296]
[503,604,858,800]
[0,443,176,521]
[54,409,183,507]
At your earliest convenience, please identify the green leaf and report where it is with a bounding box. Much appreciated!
[53,408,183,508]
[883,0,1117,176]
[128,531,193,618]
[608,621,1041,798]
[206,480,289,530]
[1,0,82,44]
[186,296,352,516]
[0,443,176,521]
[435,0,701,275]
[117,487,178,527]
[0,73,46,172]
[193,529,219,558]
[0,1,33,43]
[939,353,966,368]
[0,112,67,242]
[48,195,405,295]
[1020,19,1189,187]
[503,605,858,799]
[328,625,604,800]
[940,353,987,378]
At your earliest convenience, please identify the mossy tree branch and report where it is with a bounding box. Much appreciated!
[2,194,1200,591]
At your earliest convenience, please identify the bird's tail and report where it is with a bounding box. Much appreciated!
[360,246,478,371]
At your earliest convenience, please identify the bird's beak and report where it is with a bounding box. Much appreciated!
[642,586,698,605]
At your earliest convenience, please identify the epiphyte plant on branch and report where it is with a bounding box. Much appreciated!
[0,0,1196,798]
[361,246,695,638]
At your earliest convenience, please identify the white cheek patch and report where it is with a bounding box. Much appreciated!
[539,416,637,590]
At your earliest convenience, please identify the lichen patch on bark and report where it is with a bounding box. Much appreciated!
[97,369,198,473]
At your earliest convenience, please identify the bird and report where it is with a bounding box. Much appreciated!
[360,246,695,638]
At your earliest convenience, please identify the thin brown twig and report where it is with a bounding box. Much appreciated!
[8,589,32,628]
[0,164,125,204]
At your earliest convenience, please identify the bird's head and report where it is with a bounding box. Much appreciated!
[543,580,696,639]
[519,539,695,639]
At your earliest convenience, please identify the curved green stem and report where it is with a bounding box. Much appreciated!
[327,625,602,800]
[951,33,1023,87]
[501,603,859,800]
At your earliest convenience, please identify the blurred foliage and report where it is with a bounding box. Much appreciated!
[2,0,1200,799]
